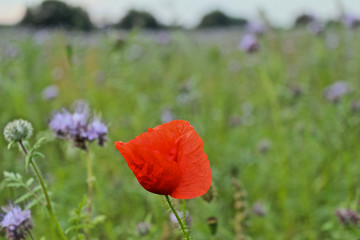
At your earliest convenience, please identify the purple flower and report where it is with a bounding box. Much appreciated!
[246,21,266,35]
[161,109,174,123]
[87,119,108,146]
[343,13,360,29]
[156,31,171,45]
[253,201,266,217]
[170,210,192,229]
[49,110,73,138]
[239,34,259,53]
[49,101,107,149]
[42,85,59,101]
[308,20,324,35]
[1,205,33,240]
[324,81,350,103]
[336,208,359,225]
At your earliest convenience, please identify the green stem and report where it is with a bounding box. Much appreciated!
[28,229,36,240]
[84,150,93,240]
[182,199,188,233]
[164,195,190,240]
[19,140,67,240]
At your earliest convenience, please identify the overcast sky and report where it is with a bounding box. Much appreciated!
[1,0,360,27]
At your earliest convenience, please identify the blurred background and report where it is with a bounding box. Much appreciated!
[2,0,360,240]
[1,0,360,29]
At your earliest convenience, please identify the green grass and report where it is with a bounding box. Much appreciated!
[1,27,360,239]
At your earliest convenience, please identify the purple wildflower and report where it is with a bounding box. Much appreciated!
[170,210,192,229]
[161,109,174,123]
[257,139,271,154]
[324,81,350,103]
[246,21,266,35]
[239,34,259,53]
[156,31,171,45]
[42,85,59,101]
[1,205,33,240]
[308,20,324,35]
[343,13,360,29]
[253,201,266,217]
[49,101,107,150]
[336,208,359,225]
[87,119,108,146]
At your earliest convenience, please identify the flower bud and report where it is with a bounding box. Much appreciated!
[3,119,33,142]
[202,183,217,203]
[207,216,218,236]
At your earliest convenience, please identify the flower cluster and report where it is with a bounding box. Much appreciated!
[239,34,259,53]
[0,205,33,240]
[336,208,359,225]
[324,81,350,103]
[3,119,33,143]
[49,101,107,150]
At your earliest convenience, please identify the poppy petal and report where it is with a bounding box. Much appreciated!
[115,125,182,195]
[169,123,212,199]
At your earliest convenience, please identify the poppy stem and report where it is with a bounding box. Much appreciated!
[164,195,190,240]
[182,199,188,233]
[85,149,93,240]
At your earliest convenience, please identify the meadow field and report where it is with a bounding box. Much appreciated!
[1,27,360,239]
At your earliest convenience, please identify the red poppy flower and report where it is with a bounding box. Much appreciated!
[115,120,212,199]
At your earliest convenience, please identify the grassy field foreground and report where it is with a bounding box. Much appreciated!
[1,28,360,239]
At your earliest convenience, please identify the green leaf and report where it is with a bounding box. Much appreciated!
[33,152,45,159]
[15,192,34,204]
[33,137,47,149]
[3,171,15,178]
[25,148,35,170]
[7,140,17,150]
[91,215,106,225]
[27,198,41,209]
[6,183,23,188]
[26,178,35,186]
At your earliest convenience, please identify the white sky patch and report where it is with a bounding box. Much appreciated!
[0,0,360,27]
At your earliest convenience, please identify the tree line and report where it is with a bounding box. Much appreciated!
[17,0,351,31]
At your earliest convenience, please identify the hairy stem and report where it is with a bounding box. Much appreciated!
[19,140,67,240]
[182,199,188,234]
[85,150,94,240]
[164,195,190,240]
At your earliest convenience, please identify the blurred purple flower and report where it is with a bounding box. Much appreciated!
[253,201,266,217]
[246,21,266,35]
[49,101,107,150]
[3,45,20,59]
[156,31,171,45]
[33,30,49,45]
[308,20,324,35]
[161,109,174,123]
[336,208,359,225]
[87,118,108,146]
[352,101,360,113]
[42,85,59,101]
[170,210,192,229]
[239,34,259,53]
[324,81,350,103]
[1,205,33,240]
[257,139,272,154]
[343,13,360,29]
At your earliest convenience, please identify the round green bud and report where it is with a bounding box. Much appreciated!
[3,119,33,142]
